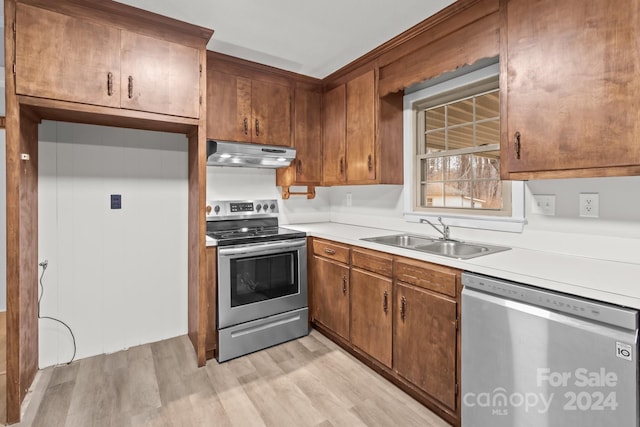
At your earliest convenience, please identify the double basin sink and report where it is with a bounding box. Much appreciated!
[361,234,510,260]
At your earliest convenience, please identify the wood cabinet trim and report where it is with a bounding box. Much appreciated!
[208,51,321,86]
[18,95,199,134]
[322,0,493,85]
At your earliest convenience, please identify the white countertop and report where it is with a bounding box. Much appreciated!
[284,222,640,310]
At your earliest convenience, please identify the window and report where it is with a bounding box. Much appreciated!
[403,62,526,232]
[417,83,505,213]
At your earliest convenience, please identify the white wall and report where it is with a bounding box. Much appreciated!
[38,121,189,367]
[206,166,331,223]
[325,178,640,263]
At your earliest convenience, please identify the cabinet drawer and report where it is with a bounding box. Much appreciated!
[395,257,458,297]
[352,247,393,277]
[312,239,350,264]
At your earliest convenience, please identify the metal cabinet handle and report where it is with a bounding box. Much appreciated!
[324,248,336,255]
[107,72,113,96]
[128,76,133,99]
[339,158,344,176]
[243,118,249,135]
[400,296,407,321]
[514,131,521,159]
[255,119,260,136]
[342,276,347,295]
[383,290,389,314]
[296,159,302,175]
[367,154,373,171]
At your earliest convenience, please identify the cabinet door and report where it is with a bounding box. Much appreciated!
[395,282,457,410]
[322,84,347,185]
[251,80,292,146]
[15,4,121,108]
[293,87,322,183]
[120,31,201,118]
[207,70,252,142]
[346,70,376,183]
[351,268,392,368]
[312,256,349,340]
[503,0,640,174]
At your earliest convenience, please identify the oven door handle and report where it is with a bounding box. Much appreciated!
[218,239,306,256]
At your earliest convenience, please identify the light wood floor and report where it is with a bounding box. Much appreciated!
[13,330,449,427]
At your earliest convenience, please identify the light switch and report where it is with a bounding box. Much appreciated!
[111,194,122,210]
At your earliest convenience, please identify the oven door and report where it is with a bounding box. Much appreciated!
[218,238,307,329]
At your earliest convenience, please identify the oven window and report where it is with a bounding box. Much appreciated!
[230,251,298,307]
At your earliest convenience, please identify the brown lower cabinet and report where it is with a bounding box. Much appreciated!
[350,248,393,368]
[310,238,461,427]
[311,240,351,340]
[395,282,457,410]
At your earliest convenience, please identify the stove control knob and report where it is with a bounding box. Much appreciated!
[206,204,212,215]
[256,204,262,212]
[214,205,220,214]
[263,203,269,211]
[269,203,276,211]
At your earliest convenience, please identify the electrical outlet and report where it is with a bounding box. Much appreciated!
[579,193,599,218]
[346,193,353,207]
[532,195,556,216]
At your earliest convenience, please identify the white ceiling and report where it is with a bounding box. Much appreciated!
[115,0,457,78]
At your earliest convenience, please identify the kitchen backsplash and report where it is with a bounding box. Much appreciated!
[206,165,640,262]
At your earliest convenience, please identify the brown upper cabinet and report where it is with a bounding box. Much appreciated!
[207,56,293,146]
[15,3,201,119]
[501,0,640,179]
[276,82,323,187]
[323,69,377,185]
[322,68,403,186]
[119,31,201,118]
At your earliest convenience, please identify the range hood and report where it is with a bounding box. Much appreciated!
[206,140,296,169]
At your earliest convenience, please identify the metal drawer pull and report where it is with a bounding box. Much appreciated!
[514,131,521,159]
[400,296,407,321]
[243,117,249,135]
[383,290,388,313]
[339,158,344,176]
[342,276,347,295]
[255,119,260,136]
[107,72,113,96]
[128,75,133,99]
[368,154,373,171]
[324,248,336,255]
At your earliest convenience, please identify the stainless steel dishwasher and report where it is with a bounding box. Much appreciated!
[461,272,639,427]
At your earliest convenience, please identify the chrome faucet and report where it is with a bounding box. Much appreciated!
[420,217,451,240]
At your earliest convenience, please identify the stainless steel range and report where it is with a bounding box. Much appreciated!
[207,199,309,362]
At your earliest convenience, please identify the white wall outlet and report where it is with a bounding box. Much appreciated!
[346,192,353,207]
[579,193,599,218]
[532,194,556,216]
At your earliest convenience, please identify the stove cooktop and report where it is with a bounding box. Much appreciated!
[205,199,305,246]
[206,226,306,246]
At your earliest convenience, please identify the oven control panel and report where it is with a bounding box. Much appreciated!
[206,199,279,219]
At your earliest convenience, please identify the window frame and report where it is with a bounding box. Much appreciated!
[402,62,526,233]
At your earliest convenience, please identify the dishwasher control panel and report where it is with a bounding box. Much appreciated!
[462,272,638,331]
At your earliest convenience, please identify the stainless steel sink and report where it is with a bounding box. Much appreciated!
[361,234,510,259]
